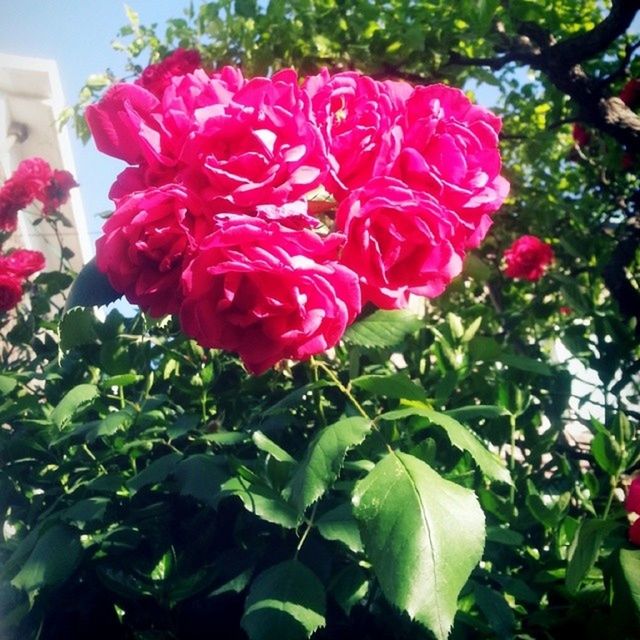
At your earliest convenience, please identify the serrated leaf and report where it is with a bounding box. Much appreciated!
[174,454,228,506]
[352,452,485,640]
[253,431,296,463]
[241,560,326,640]
[566,519,617,593]
[51,384,100,428]
[380,406,512,484]
[59,307,98,350]
[344,310,422,348]
[315,503,363,553]
[289,417,372,514]
[351,373,427,401]
[222,477,297,529]
[330,565,368,615]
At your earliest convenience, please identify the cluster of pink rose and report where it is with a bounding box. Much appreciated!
[87,50,509,373]
[0,157,77,233]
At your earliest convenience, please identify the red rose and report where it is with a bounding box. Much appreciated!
[572,123,590,147]
[620,78,640,109]
[1,249,46,278]
[96,185,210,317]
[626,477,640,514]
[0,180,32,232]
[0,274,23,312]
[503,235,554,281]
[136,48,202,98]
[41,170,78,214]
[12,157,53,201]
[180,216,361,374]
[336,177,463,309]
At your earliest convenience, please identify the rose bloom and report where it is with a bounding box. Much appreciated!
[136,48,203,98]
[180,216,361,374]
[303,69,406,199]
[626,476,640,515]
[0,274,23,312]
[12,157,53,201]
[391,84,509,248]
[1,249,46,278]
[0,180,32,232]
[503,235,554,281]
[41,170,78,214]
[572,123,590,147]
[336,177,463,309]
[620,78,640,109]
[96,185,211,317]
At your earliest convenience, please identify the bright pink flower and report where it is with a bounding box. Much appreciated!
[0,180,32,232]
[503,235,554,281]
[620,78,640,109]
[572,123,590,147]
[1,249,45,278]
[391,84,509,248]
[12,157,53,201]
[0,274,23,312]
[303,69,405,198]
[630,519,640,546]
[626,477,640,514]
[96,185,211,317]
[180,216,361,374]
[559,306,572,316]
[336,177,463,309]
[136,48,203,98]
[85,83,163,164]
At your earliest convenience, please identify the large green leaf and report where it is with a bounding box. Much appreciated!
[289,416,372,514]
[59,306,98,350]
[51,383,100,428]
[380,406,512,485]
[620,548,640,616]
[315,503,363,553]
[241,560,326,640]
[352,452,485,640]
[351,372,427,401]
[566,519,617,593]
[344,310,422,348]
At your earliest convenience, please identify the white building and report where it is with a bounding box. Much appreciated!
[0,53,92,270]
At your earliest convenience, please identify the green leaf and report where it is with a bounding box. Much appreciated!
[253,431,296,463]
[351,373,427,401]
[446,405,510,420]
[11,524,82,592]
[222,477,298,529]
[473,583,515,639]
[499,354,552,376]
[330,565,368,615]
[0,375,18,395]
[619,548,640,616]
[380,406,512,484]
[59,307,98,350]
[591,432,623,475]
[61,497,109,524]
[51,383,100,428]
[241,560,326,640]
[127,452,182,492]
[353,452,485,640]
[102,373,143,388]
[315,503,363,553]
[566,519,618,593]
[174,454,228,506]
[344,310,422,348]
[289,416,372,514]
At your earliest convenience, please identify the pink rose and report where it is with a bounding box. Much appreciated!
[41,170,78,213]
[136,48,203,98]
[1,249,46,278]
[0,180,32,232]
[503,235,554,281]
[336,177,463,309]
[85,83,164,165]
[12,157,53,200]
[0,274,23,312]
[392,84,509,247]
[180,69,328,210]
[626,477,640,515]
[96,185,210,317]
[303,69,405,198]
[180,216,361,374]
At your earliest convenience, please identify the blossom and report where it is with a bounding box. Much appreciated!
[95,185,210,317]
[136,48,203,98]
[0,274,23,312]
[41,170,78,214]
[626,476,640,515]
[12,157,53,201]
[503,235,554,281]
[572,123,590,147]
[1,249,46,278]
[180,216,361,374]
[303,69,405,198]
[620,78,640,109]
[0,179,32,232]
[336,177,463,309]
[391,83,509,248]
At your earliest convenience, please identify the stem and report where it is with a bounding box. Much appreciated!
[81,443,108,475]
[295,502,318,558]
[309,357,327,427]
[509,414,517,505]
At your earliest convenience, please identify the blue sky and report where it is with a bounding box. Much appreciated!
[0,1,181,244]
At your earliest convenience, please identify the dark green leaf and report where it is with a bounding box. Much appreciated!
[315,503,363,553]
[59,307,98,350]
[344,310,422,348]
[351,372,427,401]
[51,383,100,428]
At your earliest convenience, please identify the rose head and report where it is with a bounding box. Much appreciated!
[572,123,590,147]
[620,78,640,109]
[136,48,203,98]
[0,180,32,232]
[0,274,23,312]
[96,185,209,317]
[336,177,463,309]
[303,69,406,199]
[180,216,361,374]
[1,249,46,278]
[503,235,554,281]
[13,157,53,201]
[626,476,640,515]
[41,170,78,214]
[392,84,509,248]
